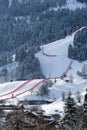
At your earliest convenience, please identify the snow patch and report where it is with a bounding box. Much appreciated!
[49,0,86,11]
[12,54,16,62]
[42,100,64,115]
[65,0,86,11]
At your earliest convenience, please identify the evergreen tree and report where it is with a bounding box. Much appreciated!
[82,64,87,76]
[68,44,74,59]
[83,89,87,129]
[75,91,82,103]
[63,92,77,129]
[71,27,87,61]
[38,82,49,96]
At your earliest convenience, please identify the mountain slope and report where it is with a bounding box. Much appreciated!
[0,28,87,116]
[36,34,73,78]
[0,0,87,81]
[36,29,87,79]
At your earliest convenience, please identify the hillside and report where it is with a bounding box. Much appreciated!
[0,0,87,81]
[36,28,87,78]
[0,28,87,112]
[0,26,87,130]
[0,1,87,129]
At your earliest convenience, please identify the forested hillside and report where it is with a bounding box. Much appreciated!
[68,27,87,61]
[0,0,87,81]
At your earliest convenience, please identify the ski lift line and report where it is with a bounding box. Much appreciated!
[0,79,34,97]
[42,45,57,57]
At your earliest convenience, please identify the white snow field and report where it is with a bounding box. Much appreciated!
[36,33,74,78]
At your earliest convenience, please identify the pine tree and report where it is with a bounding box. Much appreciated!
[68,44,74,59]
[63,92,77,129]
[75,91,82,103]
[82,89,87,130]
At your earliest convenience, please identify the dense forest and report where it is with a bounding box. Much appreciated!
[0,0,87,81]
[68,27,87,61]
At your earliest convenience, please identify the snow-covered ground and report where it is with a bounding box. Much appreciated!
[36,28,87,115]
[49,0,86,11]
[65,0,86,10]
[36,34,74,78]
[0,62,18,82]
[8,0,86,10]
[36,26,87,79]
[0,27,87,116]
[42,78,87,115]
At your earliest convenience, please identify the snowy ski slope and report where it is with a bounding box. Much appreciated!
[0,27,87,115]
